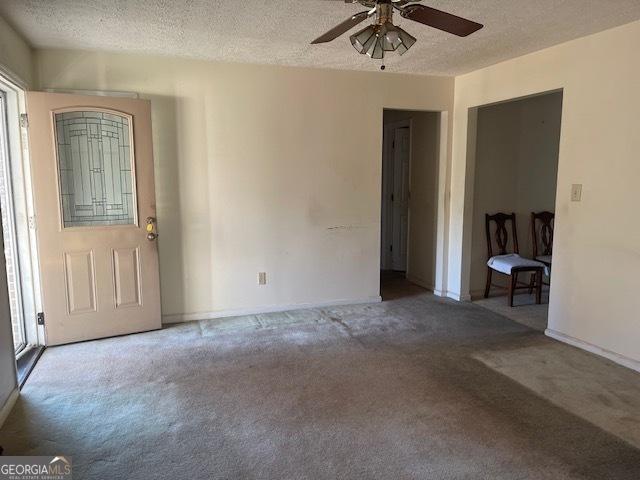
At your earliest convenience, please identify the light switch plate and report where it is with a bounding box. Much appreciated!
[258,272,267,285]
[571,184,582,202]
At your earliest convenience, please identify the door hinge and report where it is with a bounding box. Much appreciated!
[391,193,394,202]
[392,139,395,149]
[37,312,45,325]
[20,113,29,129]
[390,245,393,252]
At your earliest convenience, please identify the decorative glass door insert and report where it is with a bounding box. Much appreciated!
[54,110,137,228]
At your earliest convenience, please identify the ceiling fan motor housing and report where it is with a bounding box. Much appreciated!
[376,2,394,25]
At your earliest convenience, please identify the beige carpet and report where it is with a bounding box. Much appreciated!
[1,285,640,479]
[473,289,550,332]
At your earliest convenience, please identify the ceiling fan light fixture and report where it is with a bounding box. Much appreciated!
[395,27,416,55]
[350,24,378,54]
[379,23,399,51]
[370,37,385,59]
[383,28,400,48]
[350,26,384,59]
[313,1,483,69]
[350,21,416,60]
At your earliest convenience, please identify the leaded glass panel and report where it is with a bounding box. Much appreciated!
[55,111,136,227]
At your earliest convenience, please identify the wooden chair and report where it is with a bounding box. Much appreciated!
[528,211,554,293]
[531,211,554,268]
[484,213,544,307]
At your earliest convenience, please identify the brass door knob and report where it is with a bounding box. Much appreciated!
[145,217,158,241]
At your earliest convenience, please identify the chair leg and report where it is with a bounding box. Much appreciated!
[535,270,542,304]
[508,273,516,307]
[528,273,535,295]
[484,268,493,298]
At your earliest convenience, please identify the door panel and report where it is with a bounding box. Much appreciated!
[392,127,410,271]
[112,247,142,309]
[27,92,161,345]
[64,250,97,315]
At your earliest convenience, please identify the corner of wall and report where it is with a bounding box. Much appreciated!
[0,14,35,88]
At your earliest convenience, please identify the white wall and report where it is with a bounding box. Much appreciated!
[407,112,440,290]
[449,20,640,366]
[469,93,562,295]
[35,50,454,320]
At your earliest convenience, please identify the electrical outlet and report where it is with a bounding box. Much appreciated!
[571,184,582,202]
[258,272,267,285]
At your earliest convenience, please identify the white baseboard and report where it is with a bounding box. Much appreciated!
[162,295,383,324]
[545,328,640,373]
[0,388,19,428]
[433,289,447,297]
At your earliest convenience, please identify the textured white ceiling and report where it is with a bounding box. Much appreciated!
[2,0,640,76]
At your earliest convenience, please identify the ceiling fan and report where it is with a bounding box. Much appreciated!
[311,0,483,69]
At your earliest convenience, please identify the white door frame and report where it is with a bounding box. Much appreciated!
[0,73,45,348]
[379,109,450,297]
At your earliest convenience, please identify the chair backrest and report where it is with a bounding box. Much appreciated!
[485,212,519,259]
[531,211,554,257]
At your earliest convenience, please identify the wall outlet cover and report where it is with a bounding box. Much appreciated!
[571,184,582,202]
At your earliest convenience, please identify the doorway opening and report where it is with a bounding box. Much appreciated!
[380,109,441,300]
[0,91,25,353]
[0,74,43,358]
[468,91,563,331]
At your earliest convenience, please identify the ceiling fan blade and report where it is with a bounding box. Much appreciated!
[311,11,371,44]
[400,5,483,37]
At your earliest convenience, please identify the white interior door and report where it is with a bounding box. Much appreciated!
[26,92,161,345]
[391,126,410,271]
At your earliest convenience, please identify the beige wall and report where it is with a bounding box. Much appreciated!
[35,50,454,319]
[0,15,33,86]
[470,93,561,295]
[450,20,640,365]
[407,112,440,290]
